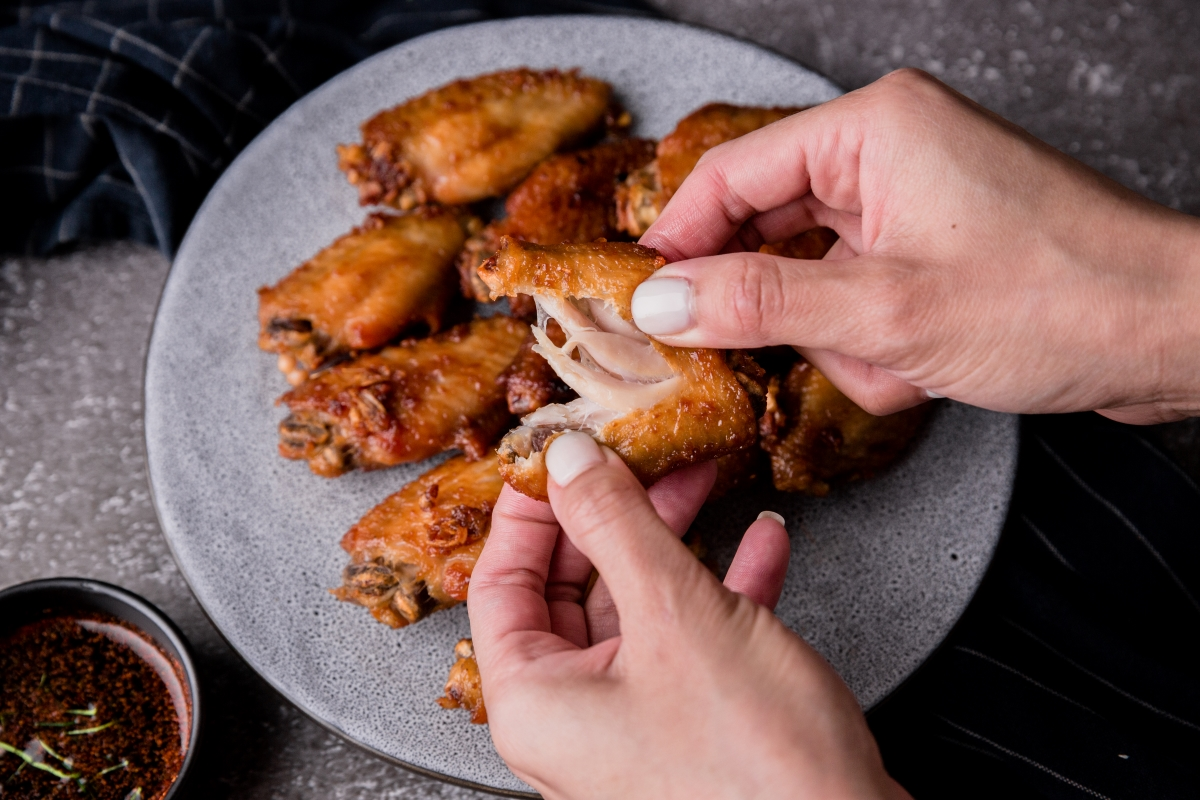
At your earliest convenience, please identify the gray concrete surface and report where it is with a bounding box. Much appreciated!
[3,1,1199,796]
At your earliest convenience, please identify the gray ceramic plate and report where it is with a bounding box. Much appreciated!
[145,16,1018,796]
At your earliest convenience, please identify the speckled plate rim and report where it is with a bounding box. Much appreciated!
[143,15,1017,797]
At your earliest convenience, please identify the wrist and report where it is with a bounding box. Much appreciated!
[1132,208,1200,420]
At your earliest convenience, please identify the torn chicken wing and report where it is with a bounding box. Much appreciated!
[337,68,616,209]
[457,138,656,304]
[258,209,471,383]
[501,319,575,415]
[616,103,806,236]
[277,316,527,477]
[760,361,929,495]
[333,454,502,628]
[478,239,759,500]
[438,639,487,724]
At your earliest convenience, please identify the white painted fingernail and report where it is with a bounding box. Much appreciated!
[545,431,605,487]
[924,390,945,399]
[757,510,786,528]
[631,277,693,335]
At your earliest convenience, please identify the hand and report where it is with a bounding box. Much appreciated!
[468,431,911,800]
[632,69,1200,424]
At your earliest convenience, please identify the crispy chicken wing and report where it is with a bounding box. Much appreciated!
[501,319,575,415]
[760,361,929,495]
[337,68,617,209]
[759,226,839,260]
[438,639,487,724]
[478,239,759,500]
[257,209,471,384]
[457,138,656,304]
[277,316,527,477]
[332,454,502,627]
[616,103,806,236]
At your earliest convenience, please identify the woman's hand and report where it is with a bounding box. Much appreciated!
[468,431,911,800]
[632,69,1200,424]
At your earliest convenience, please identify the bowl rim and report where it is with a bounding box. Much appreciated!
[0,577,202,799]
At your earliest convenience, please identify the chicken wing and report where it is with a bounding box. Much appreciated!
[478,239,759,500]
[501,319,575,415]
[438,639,487,724]
[457,138,657,304]
[760,360,929,495]
[257,209,472,384]
[332,454,502,628]
[337,68,618,209]
[759,226,839,260]
[277,316,527,477]
[616,103,806,236]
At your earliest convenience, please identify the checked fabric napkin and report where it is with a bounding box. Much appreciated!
[0,0,651,256]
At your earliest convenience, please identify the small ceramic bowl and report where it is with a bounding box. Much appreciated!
[0,578,201,799]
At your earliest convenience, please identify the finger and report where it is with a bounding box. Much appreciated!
[584,460,717,643]
[798,347,934,416]
[631,249,900,356]
[724,513,791,611]
[640,96,868,262]
[544,432,714,628]
[646,460,718,536]
[467,486,565,670]
[546,528,593,649]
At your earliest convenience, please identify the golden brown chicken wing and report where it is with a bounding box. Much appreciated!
[501,320,575,416]
[337,68,617,209]
[457,138,657,304]
[437,639,487,724]
[478,239,759,500]
[616,103,806,237]
[257,209,471,384]
[332,454,502,627]
[277,316,527,477]
[760,361,929,495]
[759,226,839,260]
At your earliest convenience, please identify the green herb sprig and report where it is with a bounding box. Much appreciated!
[0,740,81,780]
[67,720,117,736]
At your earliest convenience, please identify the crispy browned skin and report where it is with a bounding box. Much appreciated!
[438,639,487,724]
[277,317,527,477]
[616,103,806,236]
[760,361,929,495]
[457,138,656,303]
[257,209,471,384]
[759,226,839,260]
[332,454,502,628]
[479,239,759,500]
[501,320,574,415]
[337,68,615,209]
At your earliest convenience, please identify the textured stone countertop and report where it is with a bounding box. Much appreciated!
[2,2,1197,797]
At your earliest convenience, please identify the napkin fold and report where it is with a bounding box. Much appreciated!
[0,0,652,256]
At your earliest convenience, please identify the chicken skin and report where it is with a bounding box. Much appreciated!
[478,239,759,500]
[337,68,617,209]
[616,103,806,236]
[457,138,657,304]
[332,454,503,628]
[277,316,527,477]
[760,360,930,495]
[258,209,471,384]
[438,639,487,724]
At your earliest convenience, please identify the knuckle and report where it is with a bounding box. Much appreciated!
[718,255,786,340]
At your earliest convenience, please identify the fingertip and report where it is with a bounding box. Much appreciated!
[724,517,791,611]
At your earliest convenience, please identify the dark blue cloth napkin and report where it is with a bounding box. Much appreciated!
[0,0,652,256]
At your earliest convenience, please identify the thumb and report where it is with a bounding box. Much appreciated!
[544,432,714,630]
[630,251,934,414]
